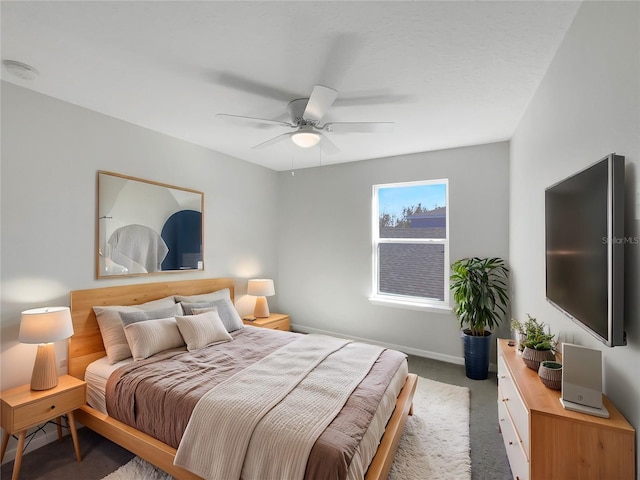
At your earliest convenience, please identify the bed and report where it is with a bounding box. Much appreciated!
[68,278,417,480]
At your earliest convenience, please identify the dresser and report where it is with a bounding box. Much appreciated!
[497,339,635,480]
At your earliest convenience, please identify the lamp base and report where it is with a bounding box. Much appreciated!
[30,343,59,391]
[253,296,271,318]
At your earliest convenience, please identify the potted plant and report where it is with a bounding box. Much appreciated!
[511,314,542,352]
[510,318,526,352]
[538,360,562,390]
[518,314,556,371]
[450,257,509,380]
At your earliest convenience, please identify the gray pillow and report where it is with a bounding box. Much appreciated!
[180,298,244,333]
[119,304,184,327]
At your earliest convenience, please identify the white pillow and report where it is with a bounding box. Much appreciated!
[123,317,185,361]
[93,296,177,364]
[180,298,244,333]
[174,288,231,304]
[119,304,183,326]
[175,310,232,352]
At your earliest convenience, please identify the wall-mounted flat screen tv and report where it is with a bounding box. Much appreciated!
[545,153,626,347]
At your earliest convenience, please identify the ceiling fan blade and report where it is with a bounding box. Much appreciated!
[303,85,339,123]
[251,132,293,150]
[334,93,414,106]
[323,122,394,133]
[318,133,340,155]
[316,33,363,90]
[214,72,297,102]
[216,113,293,128]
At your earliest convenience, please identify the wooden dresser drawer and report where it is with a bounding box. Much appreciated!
[498,355,530,456]
[498,389,530,480]
[11,385,85,432]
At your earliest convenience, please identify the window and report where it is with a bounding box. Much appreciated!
[371,179,449,309]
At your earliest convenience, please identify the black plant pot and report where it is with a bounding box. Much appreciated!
[461,329,492,380]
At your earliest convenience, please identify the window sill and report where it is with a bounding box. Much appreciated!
[368,296,452,314]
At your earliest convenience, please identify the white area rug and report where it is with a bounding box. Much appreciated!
[102,377,470,480]
[388,377,471,480]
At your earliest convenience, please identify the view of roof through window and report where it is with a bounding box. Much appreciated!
[375,181,448,302]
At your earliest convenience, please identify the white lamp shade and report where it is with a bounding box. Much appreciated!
[247,279,275,297]
[291,131,320,148]
[19,307,74,344]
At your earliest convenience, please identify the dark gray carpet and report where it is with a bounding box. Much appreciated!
[1,355,511,480]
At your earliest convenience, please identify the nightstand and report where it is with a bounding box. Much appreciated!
[1,375,86,480]
[243,313,290,331]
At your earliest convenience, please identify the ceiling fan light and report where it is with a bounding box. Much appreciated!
[291,131,320,148]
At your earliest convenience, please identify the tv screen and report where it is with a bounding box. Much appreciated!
[545,154,626,346]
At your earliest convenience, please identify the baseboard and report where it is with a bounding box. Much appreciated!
[291,323,467,366]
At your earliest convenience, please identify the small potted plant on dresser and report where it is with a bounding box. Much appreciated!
[517,314,556,371]
[450,257,509,380]
[511,314,543,353]
[538,360,563,390]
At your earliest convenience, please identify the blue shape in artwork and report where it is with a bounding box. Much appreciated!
[161,210,202,270]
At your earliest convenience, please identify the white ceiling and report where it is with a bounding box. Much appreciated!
[1,1,581,171]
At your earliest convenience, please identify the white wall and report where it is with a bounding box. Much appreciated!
[510,0,640,463]
[0,82,281,392]
[277,142,510,362]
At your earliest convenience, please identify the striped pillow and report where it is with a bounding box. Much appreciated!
[123,317,185,361]
[93,296,177,364]
[175,310,232,352]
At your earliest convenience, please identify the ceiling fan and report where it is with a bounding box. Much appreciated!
[216,85,394,154]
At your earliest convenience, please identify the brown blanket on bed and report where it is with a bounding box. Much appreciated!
[106,326,406,480]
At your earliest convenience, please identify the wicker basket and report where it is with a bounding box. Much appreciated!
[521,347,555,371]
[538,361,563,390]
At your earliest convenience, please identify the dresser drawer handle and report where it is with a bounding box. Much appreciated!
[509,441,513,445]
[50,405,56,410]
[502,398,508,402]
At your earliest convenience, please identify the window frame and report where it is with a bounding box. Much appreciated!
[370,179,451,312]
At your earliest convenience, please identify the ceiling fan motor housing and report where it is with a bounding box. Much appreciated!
[288,98,313,125]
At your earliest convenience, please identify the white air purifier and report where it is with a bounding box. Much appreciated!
[560,343,609,418]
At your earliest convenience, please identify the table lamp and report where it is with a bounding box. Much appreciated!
[19,307,74,390]
[247,279,275,318]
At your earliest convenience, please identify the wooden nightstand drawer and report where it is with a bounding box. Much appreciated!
[11,386,84,432]
[1,375,86,479]
[1,375,86,434]
[266,318,290,330]
[243,313,290,331]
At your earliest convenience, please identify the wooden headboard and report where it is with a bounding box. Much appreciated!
[68,278,235,379]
